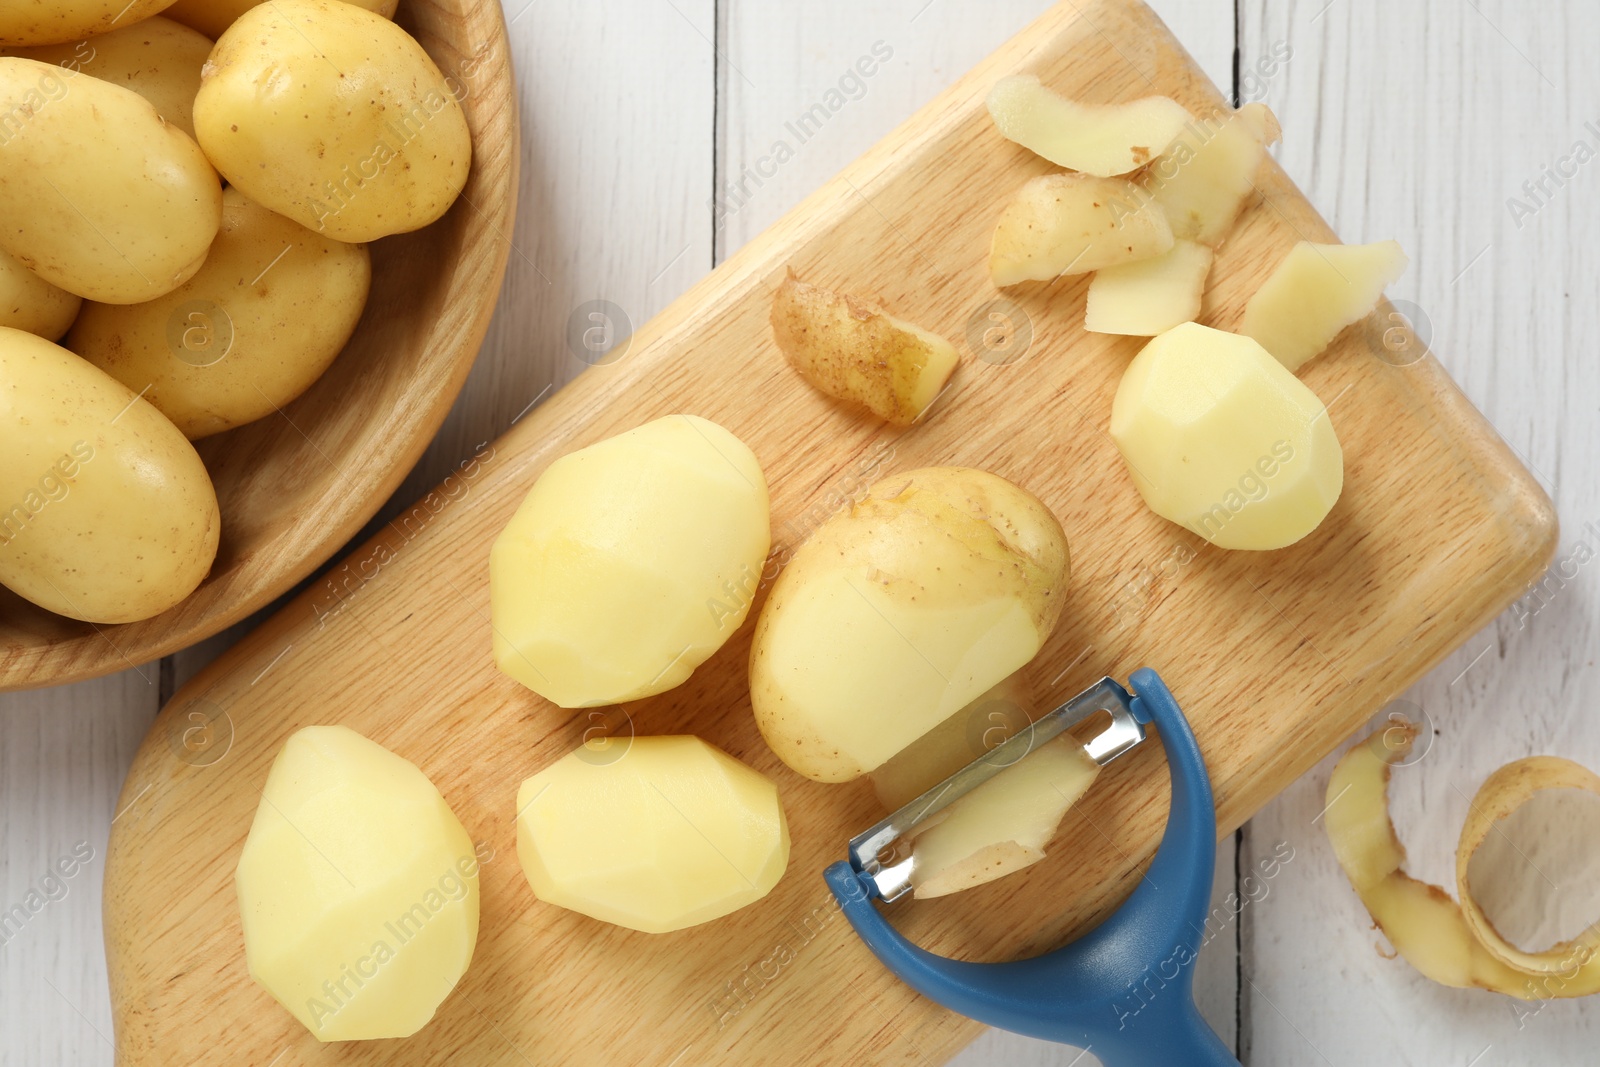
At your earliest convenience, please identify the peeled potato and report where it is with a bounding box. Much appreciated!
[236,726,480,1041]
[1085,238,1213,336]
[911,738,1099,898]
[1240,239,1409,372]
[770,271,958,425]
[1110,323,1343,551]
[0,328,219,623]
[750,466,1069,783]
[1145,103,1280,245]
[490,415,771,708]
[0,1,176,47]
[990,172,1174,286]
[0,58,222,304]
[163,0,397,40]
[2,16,212,139]
[69,186,372,439]
[516,736,789,934]
[0,247,80,340]
[194,0,471,241]
[986,75,1191,177]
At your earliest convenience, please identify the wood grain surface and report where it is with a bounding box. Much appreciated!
[92,1,1557,1064]
[0,0,519,692]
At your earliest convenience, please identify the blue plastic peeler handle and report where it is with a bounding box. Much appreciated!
[825,667,1239,1067]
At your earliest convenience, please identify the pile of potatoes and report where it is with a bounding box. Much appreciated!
[0,0,471,624]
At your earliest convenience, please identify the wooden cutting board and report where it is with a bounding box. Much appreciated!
[102,1,1557,1063]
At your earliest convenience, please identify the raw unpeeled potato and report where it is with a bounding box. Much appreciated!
[0,57,222,304]
[1145,103,1280,245]
[770,272,958,425]
[0,328,219,623]
[516,736,789,934]
[69,187,373,439]
[990,173,1173,286]
[1110,323,1343,551]
[3,16,212,138]
[0,1,175,47]
[1240,240,1409,372]
[986,74,1191,177]
[0,248,79,340]
[194,0,471,241]
[750,466,1070,783]
[911,738,1100,898]
[164,0,397,40]
[236,726,480,1040]
[1085,239,1213,336]
[490,415,771,708]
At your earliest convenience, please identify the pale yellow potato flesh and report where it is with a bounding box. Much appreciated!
[1240,239,1409,372]
[1110,323,1343,551]
[237,726,480,1041]
[0,1,176,47]
[194,0,471,241]
[0,328,219,623]
[0,247,79,340]
[750,466,1069,783]
[1145,102,1280,245]
[985,74,1192,177]
[1325,728,1600,999]
[164,0,396,40]
[0,58,222,304]
[69,186,372,439]
[516,736,789,934]
[491,415,771,708]
[1085,238,1213,336]
[870,674,1031,811]
[770,272,958,426]
[990,172,1174,286]
[3,16,213,139]
[911,738,1100,898]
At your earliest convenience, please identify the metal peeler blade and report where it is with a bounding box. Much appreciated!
[826,668,1241,1067]
[846,676,1151,903]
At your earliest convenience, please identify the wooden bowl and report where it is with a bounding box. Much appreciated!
[0,0,518,691]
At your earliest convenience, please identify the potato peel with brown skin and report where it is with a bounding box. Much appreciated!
[1325,726,1600,999]
[770,272,958,426]
[988,172,1174,286]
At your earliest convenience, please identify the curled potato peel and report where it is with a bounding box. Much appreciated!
[1326,726,1600,999]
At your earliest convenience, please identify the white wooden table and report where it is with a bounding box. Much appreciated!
[3,1,1597,1063]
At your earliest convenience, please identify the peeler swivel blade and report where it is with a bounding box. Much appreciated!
[846,676,1149,903]
[825,667,1241,1067]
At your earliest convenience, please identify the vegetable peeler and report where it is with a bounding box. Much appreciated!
[824,667,1240,1067]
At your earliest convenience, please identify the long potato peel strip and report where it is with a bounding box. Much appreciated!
[1325,726,1600,999]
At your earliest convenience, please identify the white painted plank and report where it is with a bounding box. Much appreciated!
[1239,0,1600,1063]
[0,673,156,1065]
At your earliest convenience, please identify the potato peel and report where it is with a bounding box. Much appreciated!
[1326,727,1600,999]
[770,272,959,426]
[910,737,1100,899]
